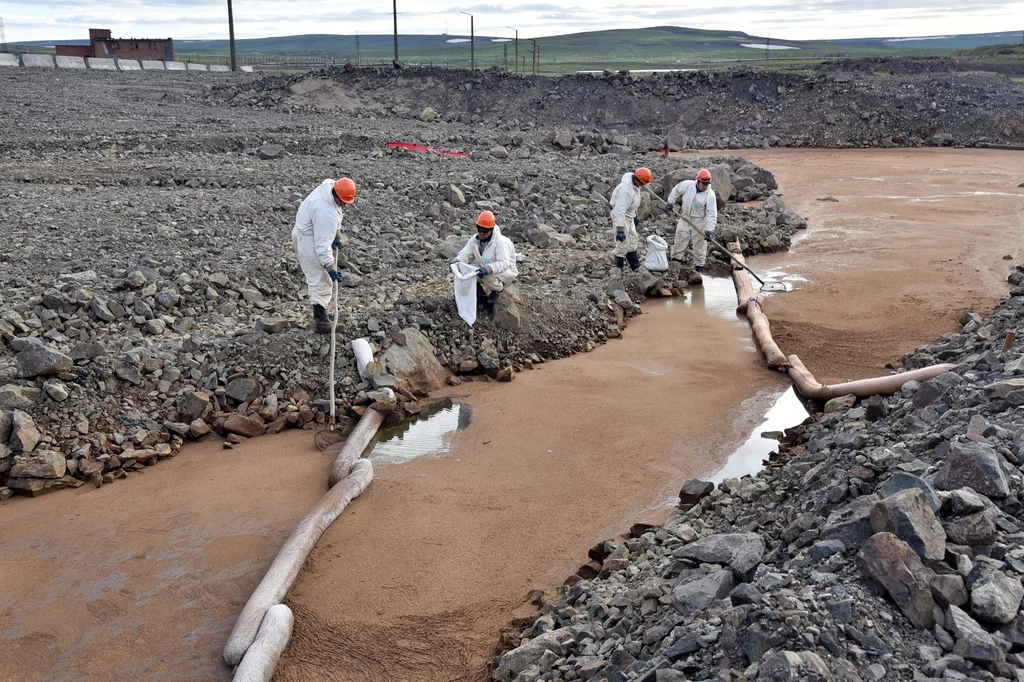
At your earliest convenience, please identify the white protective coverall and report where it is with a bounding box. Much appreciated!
[291,179,343,308]
[610,172,641,259]
[667,179,718,266]
[455,225,518,295]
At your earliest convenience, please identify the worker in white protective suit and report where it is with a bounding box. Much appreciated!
[609,167,652,276]
[667,168,718,276]
[454,210,518,317]
[292,177,356,334]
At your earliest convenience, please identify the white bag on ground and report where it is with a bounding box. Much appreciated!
[351,338,374,379]
[644,235,669,272]
[451,262,479,326]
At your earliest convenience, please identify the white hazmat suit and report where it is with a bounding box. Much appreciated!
[667,179,718,266]
[292,179,344,308]
[455,225,518,294]
[610,172,641,260]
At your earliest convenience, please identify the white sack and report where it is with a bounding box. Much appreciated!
[351,338,374,379]
[644,235,669,272]
[451,262,479,326]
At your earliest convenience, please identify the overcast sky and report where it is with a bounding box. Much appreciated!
[0,0,1015,43]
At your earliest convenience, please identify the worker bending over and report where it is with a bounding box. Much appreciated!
[454,210,518,316]
[292,177,356,334]
[667,168,718,275]
[610,167,652,276]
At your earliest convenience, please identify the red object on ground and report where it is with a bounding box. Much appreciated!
[388,141,468,158]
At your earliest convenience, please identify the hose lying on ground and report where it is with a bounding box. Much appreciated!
[787,354,956,400]
[329,407,384,487]
[232,604,294,682]
[223,457,374,666]
[725,242,788,369]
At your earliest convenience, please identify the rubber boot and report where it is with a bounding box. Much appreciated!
[626,251,641,272]
[614,256,625,278]
[313,304,332,334]
[485,290,501,319]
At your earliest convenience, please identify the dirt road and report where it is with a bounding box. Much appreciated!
[2,148,1021,682]
[742,148,1024,383]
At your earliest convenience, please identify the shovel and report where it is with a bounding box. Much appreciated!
[674,214,788,293]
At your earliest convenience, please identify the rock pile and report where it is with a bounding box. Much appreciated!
[492,265,1024,682]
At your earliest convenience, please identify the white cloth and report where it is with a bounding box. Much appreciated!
[667,179,717,262]
[292,179,344,307]
[454,226,518,294]
[451,262,480,326]
[610,172,641,257]
[644,235,669,272]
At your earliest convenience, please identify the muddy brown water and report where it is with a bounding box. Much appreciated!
[1,148,1021,682]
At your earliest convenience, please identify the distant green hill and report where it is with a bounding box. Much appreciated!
[21,26,1023,73]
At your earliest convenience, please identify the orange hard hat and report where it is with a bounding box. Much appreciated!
[476,210,496,229]
[696,168,712,183]
[634,167,652,185]
[333,177,357,204]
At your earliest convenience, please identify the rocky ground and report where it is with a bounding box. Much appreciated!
[491,267,1024,682]
[210,63,1024,151]
[0,67,800,498]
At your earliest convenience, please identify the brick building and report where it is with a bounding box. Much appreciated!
[55,29,174,62]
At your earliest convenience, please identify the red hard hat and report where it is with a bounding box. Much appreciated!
[696,168,712,183]
[334,177,356,204]
[476,210,496,229]
[634,167,652,185]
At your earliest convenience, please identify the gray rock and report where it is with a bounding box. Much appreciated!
[879,472,941,512]
[223,414,266,438]
[381,327,450,395]
[821,494,879,549]
[256,143,285,160]
[10,449,66,479]
[42,379,69,402]
[759,650,833,681]
[225,377,260,403]
[824,394,856,413]
[944,508,999,546]
[664,129,689,152]
[446,184,465,206]
[0,410,11,444]
[177,391,211,422]
[496,628,571,678]
[493,298,522,331]
[419,106,437,122]
[9,410,40,453]
[256,317,290,334]
[870,488,946,561]
[672,532,765,578]
[970,571,1024,624]
[672,569,735,614]
[933,441,1010,499]
[930,573,969,608]
[856,532,936,629]
[0,384,42,411]
[946,604,1005,663]
[679,478,713,507]
[552,130,574,149]
[16,343,73,378]
[947,487,989,516]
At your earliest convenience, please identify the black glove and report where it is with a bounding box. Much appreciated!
[327,268,343,283]
[705,232,713,243]
[615,231,626,242]
[476,267,488,278]
[331,236,342,250]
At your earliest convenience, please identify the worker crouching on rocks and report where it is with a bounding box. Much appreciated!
[292,177,356,334]
[667,168,718,277]
[455,210,518,316]
[610,167,652,277]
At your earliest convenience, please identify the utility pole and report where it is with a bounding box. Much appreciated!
[530,39,537,76]
[226,0,237,71]
[355,31,360,64]
[506,27,518,74]
[392,0,399,66]
[460,11,474,71]
[765,34,770,62]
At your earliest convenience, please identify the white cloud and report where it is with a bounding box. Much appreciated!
[0,0,1014,42]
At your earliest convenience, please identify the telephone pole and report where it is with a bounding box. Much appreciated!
[226,0,237,71]
[530,39,537,75]
[392,0,399,65]
[506,27,518,74]
[460,11,474,71]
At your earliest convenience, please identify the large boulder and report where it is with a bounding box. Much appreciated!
[933,441,1010,499]
[759,651,833,681]
[16,344,73,378]
[0,385,42,411]
[177,391,212,423]
[708,163,733,210]
[856,532,935,629]
[673,532,765,579]
[664,129,689,152]
[10,449,66,479]
[381,328,450,395]
[971,571,1024,625]
[869,488,946,561]
[672,569,735,614]
[9,410,40,453]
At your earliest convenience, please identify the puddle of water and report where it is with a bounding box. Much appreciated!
[710,387,809,484]
[363,401,472,464]
[680,276,742,321]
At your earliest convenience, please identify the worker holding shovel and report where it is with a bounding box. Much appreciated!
[667,168,718,278]
[610,167,652,277]
[292,177,356,334]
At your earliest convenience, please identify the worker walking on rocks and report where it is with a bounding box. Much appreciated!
[667,168,718,276]
[292,177,356,334]
[610,167,652,276]
[454,210,518,316]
